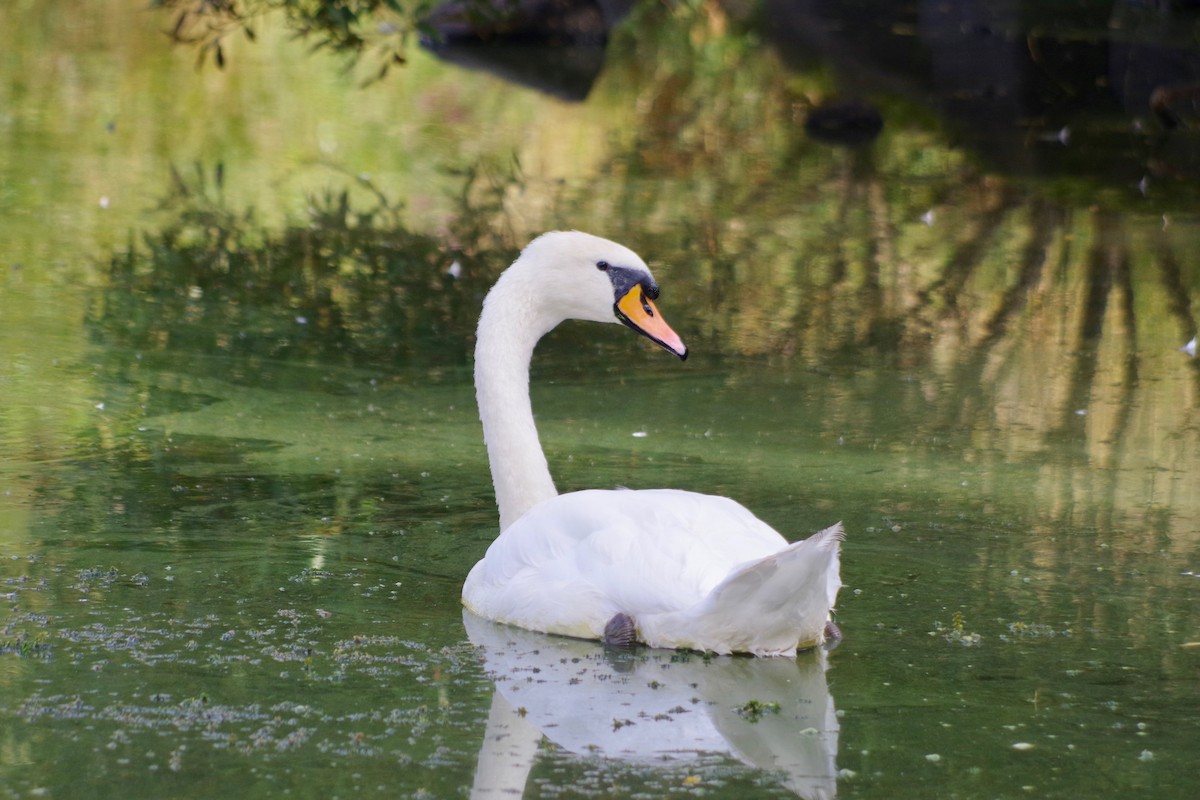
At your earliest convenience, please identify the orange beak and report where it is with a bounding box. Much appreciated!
[615,286,688,360]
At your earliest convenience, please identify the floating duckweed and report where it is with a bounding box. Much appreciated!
[735,699,782,722]
[1001,621,1073,641]
[929,613,983,646]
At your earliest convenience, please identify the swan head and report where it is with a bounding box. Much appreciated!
[512,231,688,359]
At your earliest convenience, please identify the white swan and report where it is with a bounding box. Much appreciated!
[463,231,843,656]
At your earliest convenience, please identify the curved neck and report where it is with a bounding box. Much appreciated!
[474,269,559,530]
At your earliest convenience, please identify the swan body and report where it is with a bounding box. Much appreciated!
[464,231,843,656]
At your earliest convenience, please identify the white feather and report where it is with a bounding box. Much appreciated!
[466,231,844,656]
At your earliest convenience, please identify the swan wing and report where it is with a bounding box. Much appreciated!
[654,522,844,655]
[686,522,844,652]
[462,488,788,639]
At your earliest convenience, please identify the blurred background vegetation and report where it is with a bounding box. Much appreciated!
[4,0,1200,538]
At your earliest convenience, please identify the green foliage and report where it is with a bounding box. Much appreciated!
[153,0,446,81]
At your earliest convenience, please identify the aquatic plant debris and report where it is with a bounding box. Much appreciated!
[0,555,492,790]
[929,612,982,646]
[735,699,782,722]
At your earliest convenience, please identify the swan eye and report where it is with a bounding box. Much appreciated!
[596,261,610,271]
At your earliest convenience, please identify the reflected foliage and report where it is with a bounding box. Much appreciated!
[154,0,440,78]
[8,5,1200,798]
[90,163,516,372]
[79,5,1200,562]
[152,0,613,82]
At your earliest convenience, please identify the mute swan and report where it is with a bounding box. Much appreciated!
[463,231,843,656]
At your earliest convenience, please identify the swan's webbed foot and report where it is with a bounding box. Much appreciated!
[822,621,843,651]
[603,612,638,647]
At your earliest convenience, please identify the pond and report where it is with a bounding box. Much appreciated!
[2,1,1200,798]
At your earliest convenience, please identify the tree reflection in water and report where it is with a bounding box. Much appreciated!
[84,1,1200,782]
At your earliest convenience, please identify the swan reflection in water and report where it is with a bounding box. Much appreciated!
[464,610,840,799]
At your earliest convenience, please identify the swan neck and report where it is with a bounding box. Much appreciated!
[475,273,559,530]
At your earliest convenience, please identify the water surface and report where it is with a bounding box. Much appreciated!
[3,2,1200,798]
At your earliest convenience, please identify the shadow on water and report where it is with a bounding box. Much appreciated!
[757,0,1200,184]
[419,0,637,100]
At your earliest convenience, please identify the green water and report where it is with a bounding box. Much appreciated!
[4,1,1200,798]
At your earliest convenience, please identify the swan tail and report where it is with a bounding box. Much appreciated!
[644,523,844,656]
